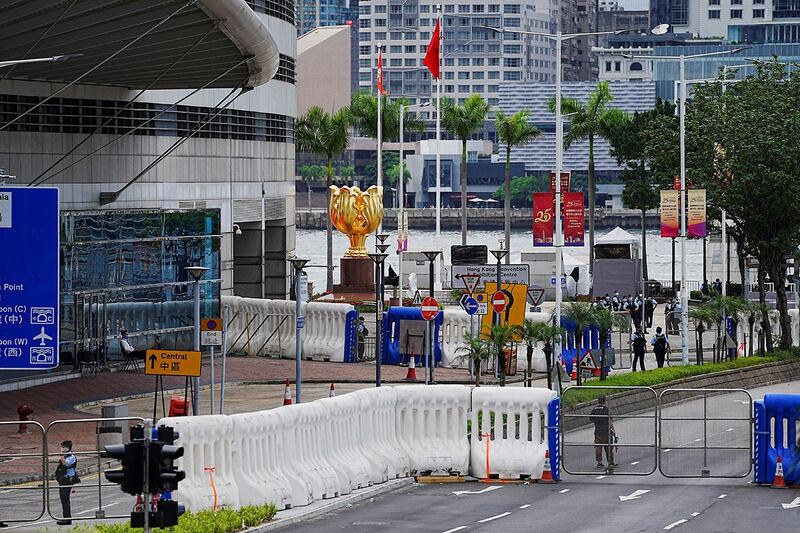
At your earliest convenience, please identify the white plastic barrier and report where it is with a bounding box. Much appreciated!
[316,394,373,491]
[395,385,470,475]
[158,415,240,511]
[229,410,293,510]
[351,387,410,482]
[222,295,354,361]
[469,387,557,480]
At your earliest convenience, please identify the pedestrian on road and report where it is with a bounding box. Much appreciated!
[651,327,670,368]
[612,292,620,311]
[356,317,369,361]
[631,329,647,372]
[644,296,657,331]
[54,439,79,525]
[590,397,616,469]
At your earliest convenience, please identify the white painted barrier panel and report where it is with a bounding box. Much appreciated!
[158,415,239,511]
[230,410,293,510]
[469,387,557,480]
[395,385,470,475]
[351,387,410,482]
[316,394,373,491]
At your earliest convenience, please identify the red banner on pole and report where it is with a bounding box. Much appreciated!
[533,192,554,246]
[660,190,680,238]
[563,192,585,246]
[549,171,571,193]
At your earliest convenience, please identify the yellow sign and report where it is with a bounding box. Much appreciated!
[145,349,202,377]
[481,282,528,339]
[201,318,223,332]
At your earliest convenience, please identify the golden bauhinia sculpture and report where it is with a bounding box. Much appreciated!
[329,185,383,257]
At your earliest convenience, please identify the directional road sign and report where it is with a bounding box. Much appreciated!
[145,349,202,377]
[527,285,546,307]
[491,291,508,313]
[421,296,439,321]
[451,264,529,291]
[0,187,60,370]
[462,297,479,316]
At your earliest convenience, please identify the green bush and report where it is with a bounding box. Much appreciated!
[89,503,278,533]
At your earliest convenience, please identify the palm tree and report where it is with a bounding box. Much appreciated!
[689,306,717,365]
[548,81,629,272]
[295,106,352,292]
[496,110,541,263]
[561,302,596,385]
[592,307,630,380]
[442,94,491,245]
[456,334,493,386]
[695,296,754,363]
[486,323,516,386]
[518,319,563,390]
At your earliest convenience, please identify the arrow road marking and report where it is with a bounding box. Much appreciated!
[664,519,688,530]
[452,485,503,496]
[478,512,511,523]
[619,489,651,502]
[781,497,800,509]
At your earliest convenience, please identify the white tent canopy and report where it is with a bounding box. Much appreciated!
[595,226,639,246]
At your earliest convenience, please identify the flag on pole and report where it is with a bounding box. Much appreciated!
[424,19,441,79]
[377,49,388,95]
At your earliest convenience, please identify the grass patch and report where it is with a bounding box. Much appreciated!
[73,503,278,533]
[563,349,800,408]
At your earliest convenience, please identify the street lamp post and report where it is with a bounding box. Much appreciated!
[185,266,209,416]
[421,250,441,384]
[289,258,310,403]
[490,248,508,384]
[368,251,389,386]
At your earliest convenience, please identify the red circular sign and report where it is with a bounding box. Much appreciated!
[491,291,508,313]
[421,296,439,321]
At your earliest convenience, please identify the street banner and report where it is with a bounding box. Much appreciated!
[533,192,554,246]
[549,171,571,193]
[687,188,707,238]
[563,192,585,246]
[660,190,679,238]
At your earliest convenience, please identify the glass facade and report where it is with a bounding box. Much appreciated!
[728,23,800,44]
[60,209,221,363]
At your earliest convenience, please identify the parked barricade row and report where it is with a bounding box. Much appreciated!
[469,387,557,480]
[317,394,374,491]
[158,415,239,512]
[351,387,410,482]
[395,385,470,476]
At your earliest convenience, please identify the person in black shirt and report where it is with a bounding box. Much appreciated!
[631,329,647,372]
[590,397,616,469]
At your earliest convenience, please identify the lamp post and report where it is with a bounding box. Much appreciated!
[421,250,441,383]
[289,257,310,403]
[368,251,389,386]
[185,266,209,416]
[480,22,669,376]
[617,45,744,365]
[398,101,431,306]
[490,249,508,384]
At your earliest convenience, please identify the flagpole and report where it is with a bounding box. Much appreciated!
[377,43,383,234]
[434,5,442,291]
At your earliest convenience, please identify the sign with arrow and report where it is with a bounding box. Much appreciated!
[462,297,479,316]
[145,349,202,377]
[619,489,650,502]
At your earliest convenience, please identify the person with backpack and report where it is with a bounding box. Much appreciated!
[54,439,79,525]
[631,329,647,372]
[651,327,671,368]
[356,317,369,361]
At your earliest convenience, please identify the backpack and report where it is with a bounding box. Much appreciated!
[654,334,667,352]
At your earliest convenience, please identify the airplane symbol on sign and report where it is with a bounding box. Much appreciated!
[33,327,52,346]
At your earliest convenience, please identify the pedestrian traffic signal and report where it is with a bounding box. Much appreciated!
[104,441,144,495]
[151,425,185,494]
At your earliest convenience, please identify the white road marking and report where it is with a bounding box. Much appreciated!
[781,497,800,509]
[478,512,511,523]
[693,438,703,442]
[76,501,120,515]
[664,519,688,530]
[7,520,54,530]
[630,461,640,465]
[596,475,606,480]
[691,512,700,517]
[726,428,736,432]
[0,489,12,494]
[442,527,467,533]
[452,485,503,496]
[519,504,531,509]
[559,489,570,494]
[718,494,727,499]
[619,489,651,502]
[663,449,672,452]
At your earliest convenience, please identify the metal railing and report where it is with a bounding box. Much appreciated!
[0,421,47,525]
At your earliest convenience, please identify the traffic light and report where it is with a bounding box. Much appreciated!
[104,441,144,495]
[152,425,185,494]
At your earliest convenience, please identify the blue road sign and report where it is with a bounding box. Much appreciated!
[297,316,305,330]
[463,297,479,316]
[0,188,60,370]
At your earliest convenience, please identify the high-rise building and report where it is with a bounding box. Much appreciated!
[560,0,599,80]
[357,0,558,113]
[297,0,358,35]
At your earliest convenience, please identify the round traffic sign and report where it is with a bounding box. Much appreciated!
[491,291,508,313]
[421,296,439,321]
[463,297,479,316]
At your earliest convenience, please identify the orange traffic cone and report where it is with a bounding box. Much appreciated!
[570,366,577,381]
[405,355,418,381]
[329,383,336,397]
[283,379,292,406]
[539,450,555,483]
[773,455,787,488]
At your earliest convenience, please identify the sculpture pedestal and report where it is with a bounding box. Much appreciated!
[333,256,375,294]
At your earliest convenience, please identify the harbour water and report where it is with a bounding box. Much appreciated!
[296,228,706,291]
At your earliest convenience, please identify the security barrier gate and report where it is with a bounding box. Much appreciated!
[560,386,753,478]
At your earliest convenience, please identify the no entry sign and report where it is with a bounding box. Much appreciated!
[491,291,508,313]
[421,296,439,321]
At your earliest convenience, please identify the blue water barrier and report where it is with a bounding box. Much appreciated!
[547,396,561,481]
[343,309,358,363]
[559,318,608,374]
[382,306,443,366]
[754,394,800,485]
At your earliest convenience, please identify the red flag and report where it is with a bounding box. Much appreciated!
[424,19,441,79]
[377,50,388,95]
